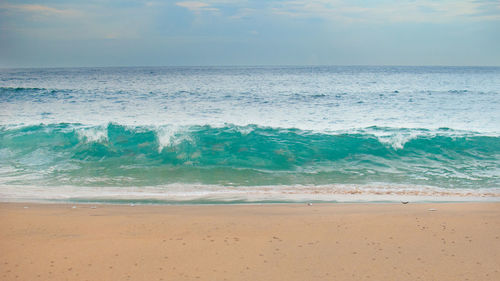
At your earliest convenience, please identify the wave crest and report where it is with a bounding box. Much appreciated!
[0,123,499,189]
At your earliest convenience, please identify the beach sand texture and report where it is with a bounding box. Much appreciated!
[1,202,499,281]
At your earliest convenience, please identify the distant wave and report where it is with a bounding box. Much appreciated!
[0,86,72,103]
[0,86,48,92]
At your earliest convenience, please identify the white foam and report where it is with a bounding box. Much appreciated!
[155,125,193,152]
[376,131,418,149]
[77,126,108,143]
[1,183,498,204]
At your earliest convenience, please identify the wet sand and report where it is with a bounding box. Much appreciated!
[1,202,499,281]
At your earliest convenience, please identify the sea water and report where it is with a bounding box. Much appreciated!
[0,66,499,203]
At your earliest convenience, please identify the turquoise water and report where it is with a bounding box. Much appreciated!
[1,66,499,203]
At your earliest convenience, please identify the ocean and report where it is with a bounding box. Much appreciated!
[1,66,499,203]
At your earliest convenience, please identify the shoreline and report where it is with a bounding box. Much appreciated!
[1,202,499,281]
[1,198,500,206]
[1,183,498,206]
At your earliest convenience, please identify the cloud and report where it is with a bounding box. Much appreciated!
[176,1,219,13]
[0,2,153,41]
[0,3,79,17]
[269,0,500,23]
[229,7,257,20]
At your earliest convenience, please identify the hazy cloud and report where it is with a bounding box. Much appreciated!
[0,3,80,17]
[1,0,498,67]
[269,0,500,23]
[176,1,219,13]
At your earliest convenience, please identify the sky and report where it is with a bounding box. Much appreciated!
[0,0,499,67]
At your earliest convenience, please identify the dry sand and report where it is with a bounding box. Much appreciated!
[1,202,499,281]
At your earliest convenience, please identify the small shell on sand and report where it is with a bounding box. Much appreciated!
[428,208,437,211]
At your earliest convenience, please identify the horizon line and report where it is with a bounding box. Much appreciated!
[2,64,500,70]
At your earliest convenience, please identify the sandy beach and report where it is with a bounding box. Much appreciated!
[1,202,499,281]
